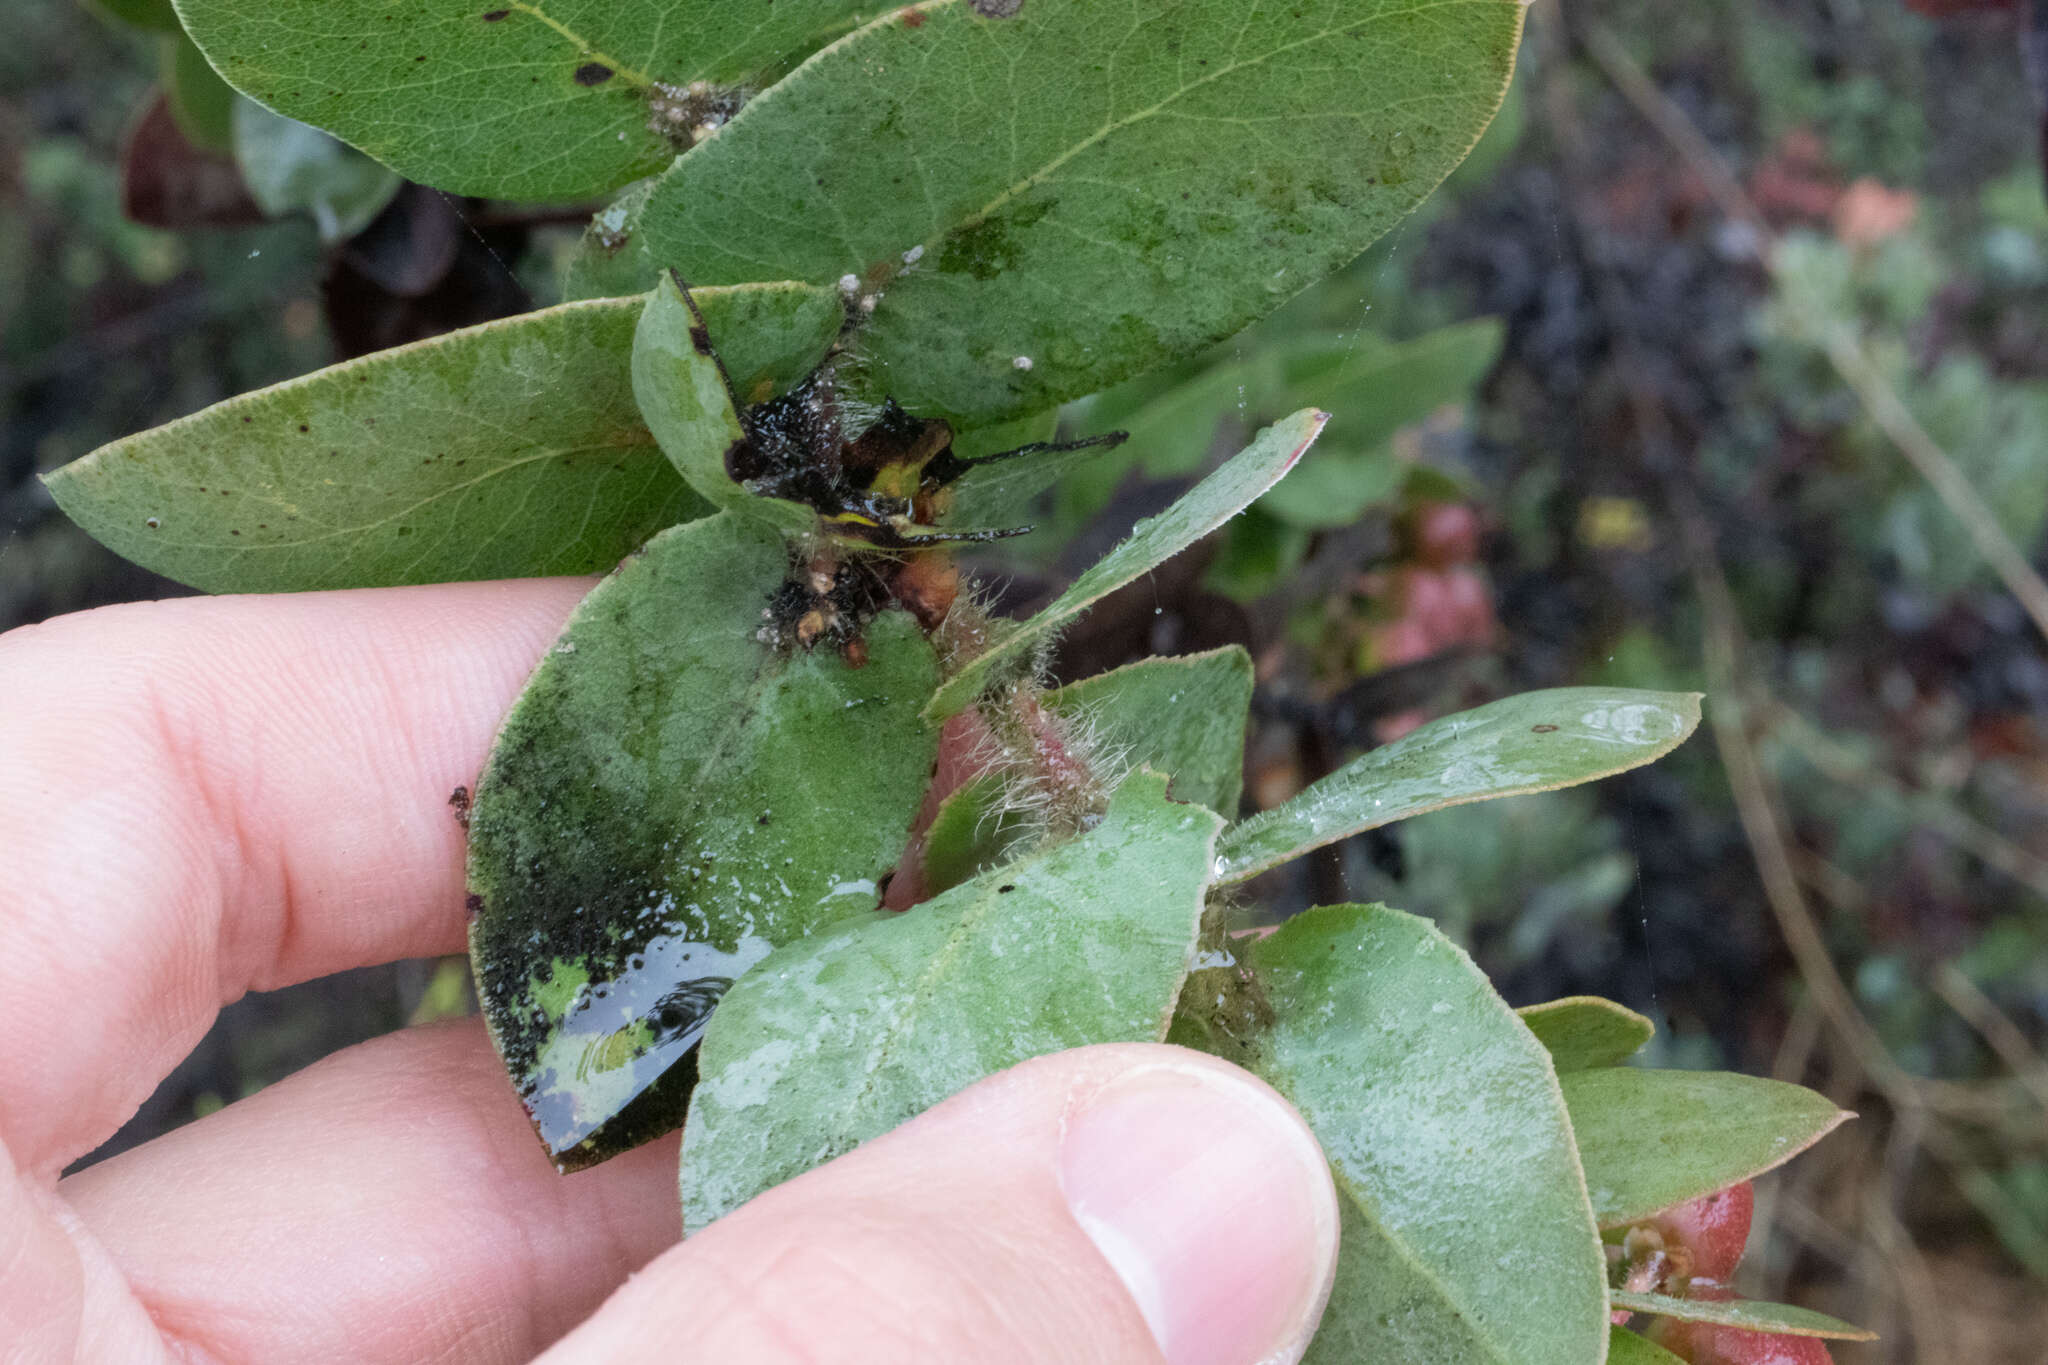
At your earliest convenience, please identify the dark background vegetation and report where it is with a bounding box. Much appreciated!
[6,1,2047,1358]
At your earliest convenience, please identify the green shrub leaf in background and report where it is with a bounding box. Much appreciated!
[46,285,836,592]
[1045,647,1254,818]
[1189,904,1608,1365]
[928,408,1326,718]
[629,0,1524,421]
[1214,688,1704,884]
[680,770,1220,1230]
[230,100,400,243]
[1562,1068,1854,1226]
[467,513,942,1169]
[1518,995,1656,1073]
[1610,1291,1877,1341]
[173,0,879,200]
[163,30,238,153]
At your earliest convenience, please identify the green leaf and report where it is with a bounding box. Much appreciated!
[629,272,832,536]
[939,410,1070,527]
[1045,647,1254,817]
[1255,440,1402,530]
[87,0,181,32]
[1214,688,1704,885]
[1206,905,1608,1365]
[175,0,878,200]
[1273,317,1504,449]
[928,408,1326,718]
[1518,995,1655,1073]
[1610,1292,1877,1341]
[1607,1326,1687,1365]
[680,770,1221,1230]
[632,0,1526,422]
[468,513,942,1169]
[1562,1069,1853,1227]
[163,31,238,153]
[231,100,400,243]
[918,774,1027,897]
[47,285,835,592]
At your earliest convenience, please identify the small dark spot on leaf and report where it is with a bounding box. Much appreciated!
[297,423,310,433]
[688,324,714,356]
[998,883,1016,893]
[1532,724,1559,733]
[482,8,509,18]
[970,0,1023,15]
[900,5,926,25]
[465,892,485,919]
[756,812,771,826]
[144,517,160,529]
[574,62,615,86]
[397,525,412,536]
[229,529,240,536]
[241,415,252,424]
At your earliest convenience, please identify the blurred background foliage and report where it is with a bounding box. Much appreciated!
[6,0,2048,1358]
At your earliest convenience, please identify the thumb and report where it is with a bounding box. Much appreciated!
[541,1043,1340,1365]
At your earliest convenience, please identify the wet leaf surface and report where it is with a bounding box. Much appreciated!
[928,408,1325,717]
[1214,687,1704,884]
[1518,994,1656,1073]
[632,0,1525,422]
[680,770,1219,1231]
[466,513,941,1168]
[46,284,835,592]
[1562,1068,1854,1227]
[1609,1291,1877,1341]
[174,0,879,199]
[1187,904,1608,1365]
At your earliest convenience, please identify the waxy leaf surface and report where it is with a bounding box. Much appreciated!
[927,408,1325,717]
[467,513,941,1168]
[681,771,1220,1230]
[1214,688,1703,884]
[1518,995,1655,1073]
[630,272,835,536]
[1562,1068,1853,1227]
[1045,647,1254,817]
[174,0,878,199]
[1200,905,1608,1365]
[633,0,1525,422]
[47,285,836,593]
[1608,1292,1877,1341]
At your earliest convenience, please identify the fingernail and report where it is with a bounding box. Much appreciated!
[1058,1059,1339,1365]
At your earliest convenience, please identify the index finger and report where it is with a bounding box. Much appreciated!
[0,578,589,1176]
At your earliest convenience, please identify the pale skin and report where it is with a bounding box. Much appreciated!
[0,580,1337,1364]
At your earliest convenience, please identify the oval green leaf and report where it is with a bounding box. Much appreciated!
[1609,1291,1877,1342]
[46,284,837,593]
[1214,688,1704,885]
[632,0,1525,422]
[927,408,1326,718]
[629,271,833,535]
[1562,1068,1854,1227]
[467,512,941,1168]
[1211,905,1609,1365]
[164,30,238,153]
[1518,995,1655,1073]
[1045,646,1254,817]
[680,770,1221,1230]
[175,0,880,200]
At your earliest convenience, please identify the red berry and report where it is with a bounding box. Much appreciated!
[1653,1181,1755,1286]
[1405,501,1482,568]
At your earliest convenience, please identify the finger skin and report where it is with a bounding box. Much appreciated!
[0,579,587,1175]
[543,1043,1336,1365]
[55,1021,681,1365]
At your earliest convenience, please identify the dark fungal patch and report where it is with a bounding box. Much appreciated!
[574,62,615,86]
[1532,724,1559,733]
[688,324,714,356]
[481,7,509,18]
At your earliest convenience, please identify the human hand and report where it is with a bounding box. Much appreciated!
[0,582,1339,1364]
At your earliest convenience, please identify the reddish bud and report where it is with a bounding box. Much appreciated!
[1404,501,1482,568]
[1652,1181,1755,1287]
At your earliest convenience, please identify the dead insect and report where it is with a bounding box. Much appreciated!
[666,269,1126,550]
